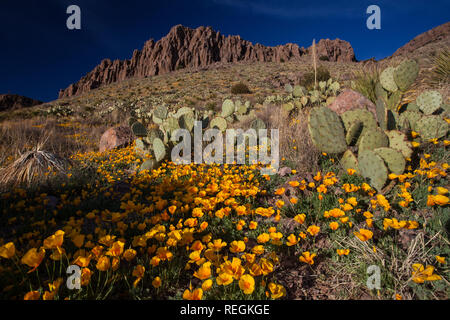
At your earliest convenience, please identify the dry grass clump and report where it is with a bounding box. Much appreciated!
[0,142,70,189]
[258,105,320,175]
[0,117,106,167]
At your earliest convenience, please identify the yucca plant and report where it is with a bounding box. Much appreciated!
[0,142,70,189]
[429,49,450,85]
[351,65,380,104]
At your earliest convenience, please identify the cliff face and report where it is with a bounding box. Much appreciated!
[0,94,42,112]
[58,25,356,98]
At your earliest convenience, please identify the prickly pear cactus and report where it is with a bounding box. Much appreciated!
[282,103,295,113]
[221,99,235,118]
[174,107,194,119]
[250,118,267,131]
[285,84,293,93]
[165,117,180,135]
[386,130,413,159]
[139,159,158,173]
[153,138,166,162]
[358,129,389,154]
[376,97,387,130]
[346,121,363,146]
[153,114,163,124]
[415,115,449,140]
[406,102,420,112]
[375,82,388,101]
[308,107,347,154]
[393,59,419,91]
[236,103,248,115]
[293,85,306,98]
[341,109,377,145]
[380,67,398,93]
[340,149,359,174]
[358,149,388,192]
[210,117,227,132]
[374,147,406,175]
[416,91,443,115]
[131,122,148,137]
[179,113,195,132]
[154,106,168,120]
[398,111,421,131]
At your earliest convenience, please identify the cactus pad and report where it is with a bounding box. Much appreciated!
[376,97,386,130]
[374,147,406,175]
[154,106,168,120]
[406,102,420,112]
[398,111,422,131]
[221,99,235,118]
[139,159,158,173]
[358,150,388,192]
[415,115,449,140]
[179,113,195,132]
[346,121,363,146]
[341,109,377,144]
[416,90,443,115]
[293,85,306,98]
[340,149,359,174]
[131,122,148,137]
[166,117,180,135]
[153,114,163,124]
[375,82,388,102]
[380,67,398,92]
[174,107,194,119]
[358,129,389,154]
[236,103,248,115]
[393,59,419,91]
[152,138,166,162]
[250,118,267,131]
[282,103,295,112]
[386,130,413,159]
[308,107,347,154]
[210,117,227,132]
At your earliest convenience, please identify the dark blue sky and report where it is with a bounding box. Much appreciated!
[1,0,448,102]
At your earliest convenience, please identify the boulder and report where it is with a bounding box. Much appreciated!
[327,89,378,120]
[99,126,133,153]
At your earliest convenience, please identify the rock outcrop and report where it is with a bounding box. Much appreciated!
[392,21,450,57]
[0,94,42,112]
[59,25,356,98]
[99,126,134,153]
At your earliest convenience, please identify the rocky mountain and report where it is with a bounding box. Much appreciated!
[0,94,42,112]
[58,25,356,98]
[392,21,450,57]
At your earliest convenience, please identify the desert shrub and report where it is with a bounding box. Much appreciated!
[319,55,330,61]
[231,82,251,94]
[205,101,217,112]
[299,66,331,90]
[351,66,380,103]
